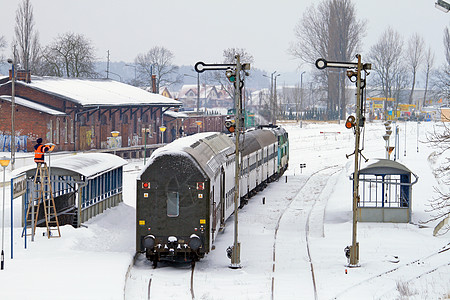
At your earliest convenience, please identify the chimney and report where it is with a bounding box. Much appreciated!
[151,75,157,93]
[10,69,31,83]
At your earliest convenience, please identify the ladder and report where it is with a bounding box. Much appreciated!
[24,163,61,238]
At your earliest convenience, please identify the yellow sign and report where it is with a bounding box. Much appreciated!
[200,219,206,224]
[368,97,396,101]
[139,220,145,225]
[373,103,383,109]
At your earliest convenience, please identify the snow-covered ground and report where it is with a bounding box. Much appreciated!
[0,120,449,300]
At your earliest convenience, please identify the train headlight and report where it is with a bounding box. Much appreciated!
[143,235,155,250]
[189,234,202,251]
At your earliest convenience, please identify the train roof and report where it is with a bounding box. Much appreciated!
[139,132,235,179]
[238,128,277,156]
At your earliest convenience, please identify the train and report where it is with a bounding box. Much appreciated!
[136,124,289,266]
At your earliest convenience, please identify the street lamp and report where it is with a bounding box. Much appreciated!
[263,71,277,124]
[274,74,280,124]
[142,127,150,165]
[159,126,166,144]
[184,73,200,113]
[195,120,202,133]
[1,156,11,270]
[107,71,122,82]
[125,64,137,84]
[299,71,306,127]
[7,50,16,171]
[111,131,120,155]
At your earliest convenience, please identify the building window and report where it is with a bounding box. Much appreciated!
[101,114,107,125]
[122,114,128,124]
[64,118,68,144]
[49,120,53,143]
[70,119,74,144]
[56,119,60,144]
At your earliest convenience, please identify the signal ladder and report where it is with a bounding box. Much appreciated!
[22,163,61,239]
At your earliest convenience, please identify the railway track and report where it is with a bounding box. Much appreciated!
[332,243,450,299]
[124,254,196,300]
[271,165,342,300]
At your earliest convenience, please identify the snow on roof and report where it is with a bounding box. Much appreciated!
[21,77,182,107]
[0,95,66,115]
[137,132,219,180]
[164,110,189,118]
[13,153,127,179]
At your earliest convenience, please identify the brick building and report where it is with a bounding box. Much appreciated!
[0,72,182,152]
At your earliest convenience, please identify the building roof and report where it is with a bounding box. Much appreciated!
[0,95,66,116]
[13,153,128,181]
[17,76,182,108]
[359,159,414,175]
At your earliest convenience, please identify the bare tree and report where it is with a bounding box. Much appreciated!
[445,26,450,65]
[422,47,435,109]
[368,27,405,115]
[406,33,425,105]
[0,36,6,63]
[290,0,366,119]
[135,46,181,90]
[14,0,40,73]
[222,47,254,65]
[434,26,450,103]
[423,124,450,230]
[41,32,97,78]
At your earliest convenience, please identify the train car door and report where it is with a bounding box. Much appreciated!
[256,152,259,185]
[220,167,226,229]
[212,186,216,240]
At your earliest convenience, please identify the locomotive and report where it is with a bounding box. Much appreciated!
[136,125,288,266]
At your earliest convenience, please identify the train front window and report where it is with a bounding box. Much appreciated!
[167,191,179,217]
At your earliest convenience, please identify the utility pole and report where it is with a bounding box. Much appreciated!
[194,58,250,269]
[315,55,371,267]
[350,54,363,267]
[7,46,17,170]
[300,71,306,127]
[106,50,110,79]
[230,54,242,269]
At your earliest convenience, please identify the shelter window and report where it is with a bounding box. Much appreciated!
[167,191,179,217]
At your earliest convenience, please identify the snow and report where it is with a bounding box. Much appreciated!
[22,76,182,107]
[13,152,128,179]
[0,95,66,115]
[0,120,449,300]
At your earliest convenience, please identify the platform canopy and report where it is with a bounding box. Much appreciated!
[359,159,415,176]
[14,153,127,182]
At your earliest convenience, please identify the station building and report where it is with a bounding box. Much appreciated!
[0,70,182,152]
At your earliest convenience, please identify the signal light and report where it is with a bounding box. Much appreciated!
[225,119,236,133]
[345,116,356,129]
[225,68,236,82]
[142,182,150,189]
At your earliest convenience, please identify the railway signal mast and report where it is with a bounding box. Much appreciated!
[316,55,371,267]
[195,56,250,269]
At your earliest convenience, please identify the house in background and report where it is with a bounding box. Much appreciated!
[0,71,181,152]
[177,84,233,110]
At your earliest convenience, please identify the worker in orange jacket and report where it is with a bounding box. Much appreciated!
[34,138,50,167]
[34,138,55,183]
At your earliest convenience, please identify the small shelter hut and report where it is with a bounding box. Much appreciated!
[353,159,418,223]
[15,153,127,229]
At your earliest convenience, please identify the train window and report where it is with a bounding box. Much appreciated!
[167,191,179,217]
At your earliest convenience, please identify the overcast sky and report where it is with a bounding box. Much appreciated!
[0,0,449,77]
